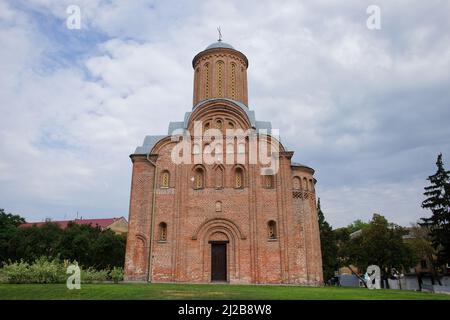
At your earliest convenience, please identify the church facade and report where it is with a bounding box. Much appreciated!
[124,40,323,285]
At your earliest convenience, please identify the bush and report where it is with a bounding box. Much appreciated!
[110,267,123,284]
[1,257,114,284]
[80,268,109,283]
[28,257,66,284]
[2,260,32,283]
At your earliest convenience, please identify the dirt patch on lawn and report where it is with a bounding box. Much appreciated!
[162,290,228,297]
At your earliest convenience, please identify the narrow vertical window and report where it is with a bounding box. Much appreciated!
[194,168,204,189]
[215,201,222,212]
[309,179,314,192]
[303,177,308,190]
[194,67,200,102]
[268,220,277,240]
[161,171,170,188]
[293,177,301,190]
[237,143,245,154]
[215,166,224,188]
[215,143,223,163]
[216,119,223,130]
[264,175,274,188]
[231,62,236,99]
[193,144,201,155]
[159,222,167,241]
[217,61,224,97]
[204,63,210,98]
[235,167,243,188]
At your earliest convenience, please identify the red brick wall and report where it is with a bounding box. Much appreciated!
[124,125,323,285]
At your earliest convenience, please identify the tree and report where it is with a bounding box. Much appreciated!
[0,209,25,228]
[346,219,370,234]
[421,153,450,266]
[92,230,126,269]
[339,214,417,288]
[8,222,63,262]
[0,209,25,264]
[1,210,126,269]
[407,223,441,285]
[317,198,338,283]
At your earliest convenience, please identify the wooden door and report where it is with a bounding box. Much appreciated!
[211,242,227,282]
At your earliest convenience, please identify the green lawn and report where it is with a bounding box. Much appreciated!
[0,283,449,300]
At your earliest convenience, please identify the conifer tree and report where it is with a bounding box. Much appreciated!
[317,198,338,283]
[421,153,450,266]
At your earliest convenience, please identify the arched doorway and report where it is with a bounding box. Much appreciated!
[193,218,246,283]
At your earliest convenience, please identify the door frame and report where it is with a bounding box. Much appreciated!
[209,240,229,282]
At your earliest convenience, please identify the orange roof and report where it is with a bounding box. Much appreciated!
[20,217,123,230]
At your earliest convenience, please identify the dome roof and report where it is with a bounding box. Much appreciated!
[205,40,235,50]
[192,39,248,68]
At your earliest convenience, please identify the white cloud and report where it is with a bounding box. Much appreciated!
[0,0,449,227]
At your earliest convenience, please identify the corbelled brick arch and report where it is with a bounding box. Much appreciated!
[193,218,246,283]
[188,100,252,132]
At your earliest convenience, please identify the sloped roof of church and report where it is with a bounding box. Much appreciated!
[132,98,276,156]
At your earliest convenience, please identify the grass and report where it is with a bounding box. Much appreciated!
[0,283,450,300]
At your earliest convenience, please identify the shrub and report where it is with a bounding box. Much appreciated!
[80,268,109,283]
[0,268,6,283]
[110,267,123,284]
[2,260,32,283]
[28,257,66,284]
[1,257,115,284]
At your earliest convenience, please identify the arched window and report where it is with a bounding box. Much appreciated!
[235,167,243,188]
[194,67,200,101]
[215,119,223,130]
[237,142,245,154]
[303,177,308,190]
[215,166,224,188]
[215,143,223,158]
[215,201,222,212]
[264,175,274,188]
[293,176,301,190]
[230,62,236,99]
[161,171,170,188]
[204,122,210,132]
[194,167,204,189]
[309,179,314,192]
[193,144,201,155]
[204,63,210,98]
[268,220,277,240]
[226,142,234,154]
[216,61,224,97]
[159,222,167,241]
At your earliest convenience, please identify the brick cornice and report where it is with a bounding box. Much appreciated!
[130,154,158,163]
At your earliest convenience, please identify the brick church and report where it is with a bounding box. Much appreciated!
[124,39,323,285]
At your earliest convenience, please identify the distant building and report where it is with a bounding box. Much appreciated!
[20,217,128,235]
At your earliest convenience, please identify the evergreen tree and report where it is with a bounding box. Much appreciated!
[421,153,450,266]
[317,198,338,283]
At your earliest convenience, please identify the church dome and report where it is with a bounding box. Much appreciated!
[205,40,235,50]
[192,39,249,107]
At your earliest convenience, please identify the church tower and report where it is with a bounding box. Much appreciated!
[192,40,248,106]
[124,38,323,285]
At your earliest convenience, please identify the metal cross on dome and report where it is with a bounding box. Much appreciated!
[217,26,222,42]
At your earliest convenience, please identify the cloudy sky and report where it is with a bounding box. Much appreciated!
[0,0,449,228]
